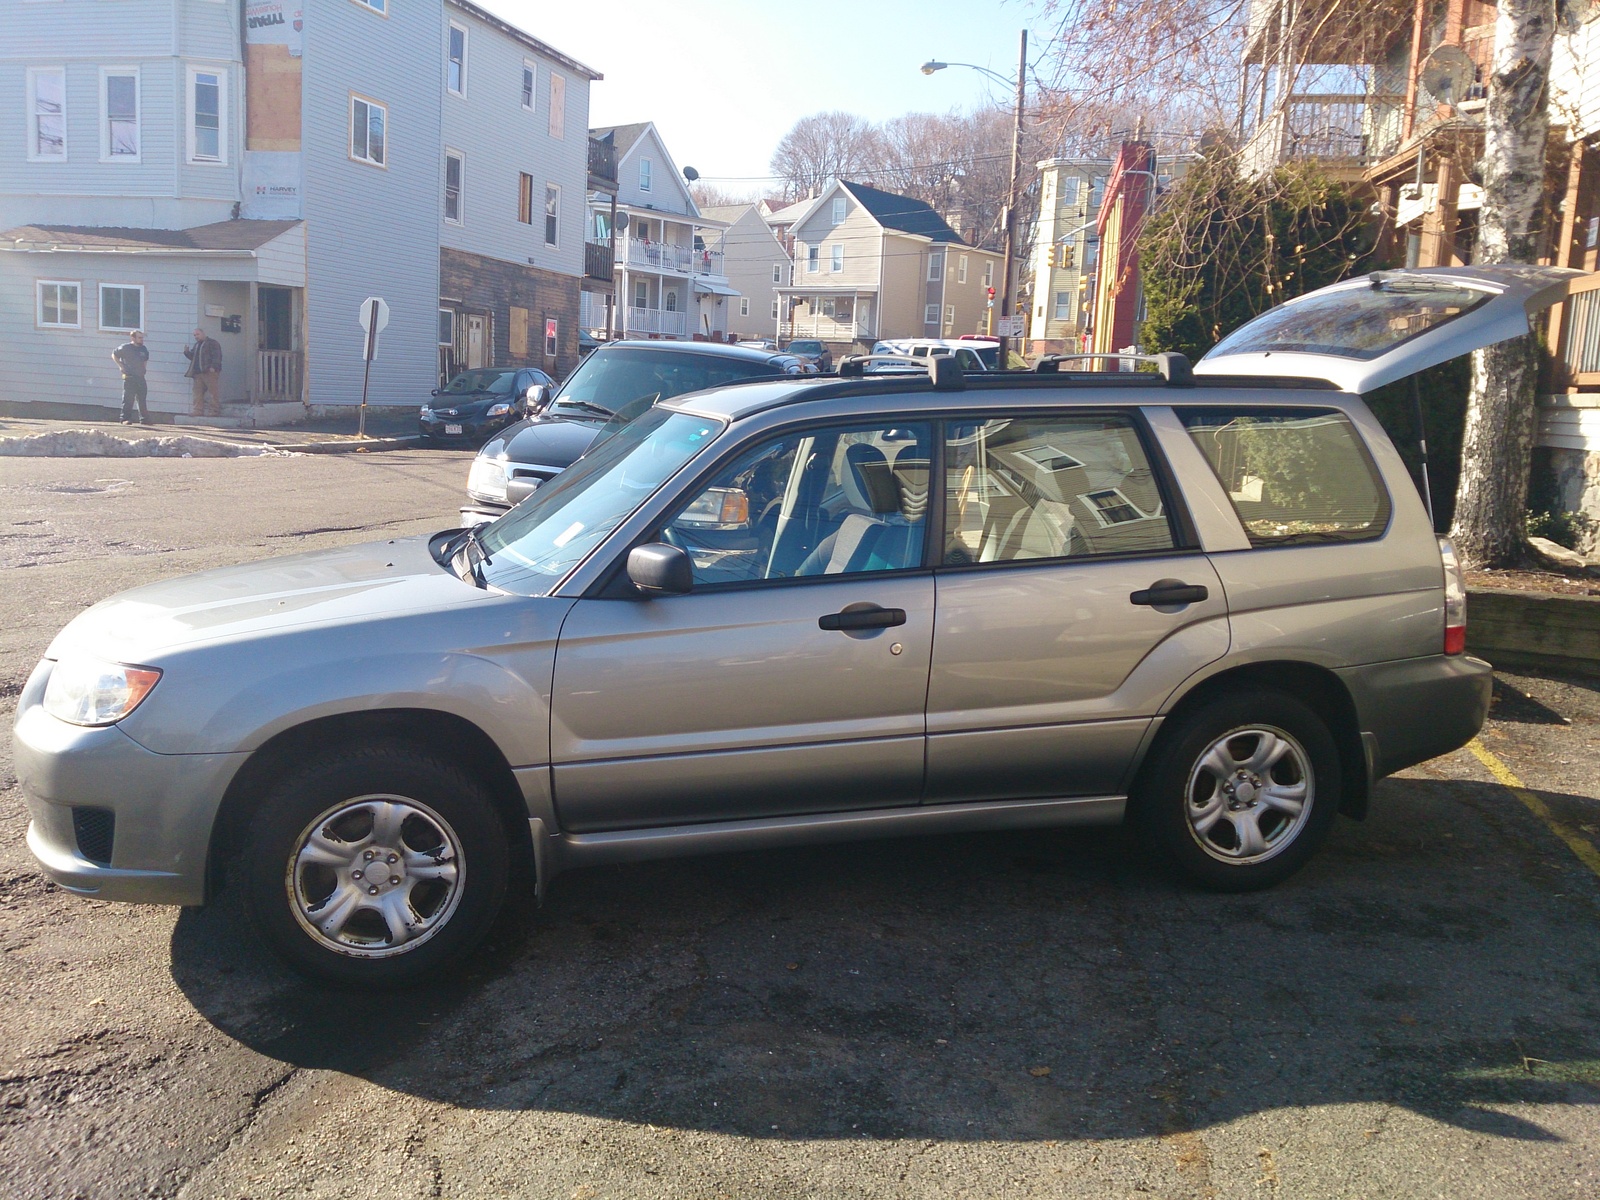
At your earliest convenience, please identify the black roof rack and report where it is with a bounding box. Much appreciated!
[837,353,966,390]
[1033,352,1193,385]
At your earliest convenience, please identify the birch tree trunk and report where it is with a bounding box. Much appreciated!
[1447,0,1555,567]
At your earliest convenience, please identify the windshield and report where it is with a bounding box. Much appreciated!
[1207,281,1494,361]
[475,408,724,595]
[788,341,823,354]
[546,346,783,419]
[443,369,518,395]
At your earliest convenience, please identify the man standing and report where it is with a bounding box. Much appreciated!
[184,326,223,416]
[111,330,150,425]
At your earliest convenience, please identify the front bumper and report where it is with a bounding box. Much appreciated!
[14,662,246,906]
[420,413,510,441]
[1336,653,1494,781]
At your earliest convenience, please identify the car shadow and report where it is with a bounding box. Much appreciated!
[169,774,1600,1144]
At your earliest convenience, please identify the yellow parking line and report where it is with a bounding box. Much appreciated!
[1468,737,1600,880]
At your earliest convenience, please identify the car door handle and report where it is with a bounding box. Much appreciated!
[1130,581,1209,607]
[818,606,907,631]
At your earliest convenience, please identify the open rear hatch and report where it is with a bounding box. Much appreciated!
[1193,265,1582,393]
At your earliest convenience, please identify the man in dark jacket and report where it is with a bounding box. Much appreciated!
[184,326,224,416]
[111,330,150,425]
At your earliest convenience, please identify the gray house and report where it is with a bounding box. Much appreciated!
[0,0,596,425]
[697,203,792,342]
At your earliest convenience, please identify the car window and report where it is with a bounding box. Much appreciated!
[443,369,515,394]
[664,423,932,586]
[1178,407,1391,545]
[547,347,782,418]
[1206,282,1492,362]
[943,414,1175,564]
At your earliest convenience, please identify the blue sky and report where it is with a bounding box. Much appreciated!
[482,0,1049,194]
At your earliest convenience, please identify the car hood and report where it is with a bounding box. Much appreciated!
[45,535,493,664]
[487,414,604,467]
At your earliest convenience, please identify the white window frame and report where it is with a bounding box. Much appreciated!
[634,279,648,308]
[771,298,780,320]
[27,67,67,162]
[924,303,940,325]
[806,246,819,273]
[830,244,843,273]
[772,263,783,284]
[447,21,468,98]
[739,297,750,317]
[544,182,560,248]
[983,261,994,288]
[439,308,457,347]
[521,60,536,111]
[1054,291,1072,320]
[944,304,955,329]
[36,280,81,329]
[98,283,144,332]
[958,254,968,284]
[1062,176,1080,207]
[186,64,229,165]
[99,66,141,163]
[927,253,942,282]
[831,196,846,225]
[638,156,652,192]
[349,0,387,13]
[444,148,464,225]
[349,93,386,168]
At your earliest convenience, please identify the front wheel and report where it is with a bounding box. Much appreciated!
[240,742,509,986]
[1131,689,1341,891]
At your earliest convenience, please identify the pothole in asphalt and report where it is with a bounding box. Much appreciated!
[39,479,132,495]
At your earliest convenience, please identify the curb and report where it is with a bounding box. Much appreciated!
[265,435,422,454]
[1468,585,1600,677]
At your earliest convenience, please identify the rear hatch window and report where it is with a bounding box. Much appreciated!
[1207,282,1491,361]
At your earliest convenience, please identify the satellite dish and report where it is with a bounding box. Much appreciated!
[683,165,700,182]
[1421,44,1475,109]
[614,211,629,232]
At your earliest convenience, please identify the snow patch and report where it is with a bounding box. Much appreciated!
[0,429,298,458]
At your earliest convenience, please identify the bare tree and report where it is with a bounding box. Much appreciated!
[690,181,758,209]
[1449,0,1558,568]
[769,112,886,201]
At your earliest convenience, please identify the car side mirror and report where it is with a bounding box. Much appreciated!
[525,383,550,412]
[627,543,692,596]
[430,388,442,397]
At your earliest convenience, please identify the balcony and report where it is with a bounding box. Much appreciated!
[585,240,614,282]
[626,305,690,337]
[1240,92,1405,178]
[623,237,694,274]
[588,135,617,188]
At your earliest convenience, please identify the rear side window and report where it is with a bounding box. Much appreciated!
[944,413,1175,564]
[1178,408,1391,545]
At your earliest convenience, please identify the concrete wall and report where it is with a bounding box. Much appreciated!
[300,0,441,408]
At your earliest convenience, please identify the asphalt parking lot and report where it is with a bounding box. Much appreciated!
[2,445,1598,1199]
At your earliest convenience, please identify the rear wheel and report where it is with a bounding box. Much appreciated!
[241,742,509,986]
[1132,689,1341,891]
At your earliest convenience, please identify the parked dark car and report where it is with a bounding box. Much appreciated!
[421,367,556,443]
[784,338,833,372]
[461,340,809,523]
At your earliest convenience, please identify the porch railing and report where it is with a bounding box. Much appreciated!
[587,135,617,186]
[257,349,301,400]
[625,306,690,337]
[585,240,614,281]
[623,238,693,273]
[1241,92,1405,177]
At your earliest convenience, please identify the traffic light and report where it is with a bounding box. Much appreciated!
[1060,242,1074,268]
[987,286,996,299]
[1044,245,1056,269]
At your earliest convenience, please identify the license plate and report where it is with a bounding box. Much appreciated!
[445,423,463,435]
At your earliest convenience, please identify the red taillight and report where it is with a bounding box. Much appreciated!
[1439,537,1467,656]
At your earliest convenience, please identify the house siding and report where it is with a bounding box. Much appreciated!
[439,246,580,377]
[878,233,927,340]
[793,192,881,289]
[300,0,441,407]
[700,204,791,340]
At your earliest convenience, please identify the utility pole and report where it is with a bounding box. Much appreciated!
[998,29,1027,369]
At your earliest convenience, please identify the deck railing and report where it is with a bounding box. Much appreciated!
[257,350,300,400]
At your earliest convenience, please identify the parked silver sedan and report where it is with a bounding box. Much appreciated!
[15,266,1571,986]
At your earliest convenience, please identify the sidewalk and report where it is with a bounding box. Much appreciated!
[0,408,423,454]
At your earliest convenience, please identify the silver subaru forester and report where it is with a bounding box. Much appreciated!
[14,267,1569,985]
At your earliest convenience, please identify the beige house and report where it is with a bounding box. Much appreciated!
[776,180,1003,350]
[1028,157,1110,344]
[698,203,793,341]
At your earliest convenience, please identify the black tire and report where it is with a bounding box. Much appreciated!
[1131,688,1341,892]
[240,741,509,987]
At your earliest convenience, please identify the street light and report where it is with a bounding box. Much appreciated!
[920,33,1028,368]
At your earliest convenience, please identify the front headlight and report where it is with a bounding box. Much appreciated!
[43,657,162,726]
[485,402,512,418]
[467,456,508,502]
[420,405,434,417]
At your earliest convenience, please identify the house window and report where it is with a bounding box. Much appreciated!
[100,68,140,161]
[944,304,954,328]
[522,62,535,110]
[924,303,939,325]
[927,253,942,282]
[772,263,783,283]
[351,0,386,12]
[548,72,566,139]
[830,244,843,272]
[188,67,227,164]
[831,196,846,225]
[664,289,678,312]
[439,308,456,347]
[983,261,994,288]
[639,156,652,191]
[545,317,557,357]
[822,297,835,318]
[1054,291,1072,320]
[806,246,819,273]
[349,94,385,166]
[37,280,80,328]
[28,68,66,161]
[544,183,559,246]
[771,298,779,320]
[740,297,750,317]
[634,280,648,308]
[958,255,968,284]
[1062,176,1080,207]
[1090,176,1106,207]
[444,150,463,223]
[447,23,467,96]
[99,283,143,331]
[517,173,533,224]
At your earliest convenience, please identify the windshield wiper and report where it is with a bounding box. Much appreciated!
[553,400,615,418]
